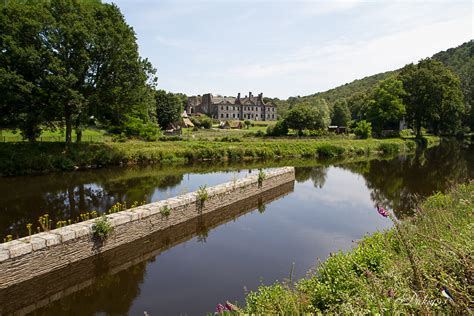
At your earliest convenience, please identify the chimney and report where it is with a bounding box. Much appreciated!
[237,92,241,100]
[249,92,252,98]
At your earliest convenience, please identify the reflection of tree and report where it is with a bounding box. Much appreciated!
[0,167,184,237]
[342,141,473,217]
[295,166,328,188]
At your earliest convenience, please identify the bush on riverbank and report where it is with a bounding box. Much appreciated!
[242,182,473,314]
[0,137,439,176]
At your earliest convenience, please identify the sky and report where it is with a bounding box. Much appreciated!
[109,0,473,99]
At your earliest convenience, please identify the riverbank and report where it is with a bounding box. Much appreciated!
[236,182,473,314]
[0,136,439,176]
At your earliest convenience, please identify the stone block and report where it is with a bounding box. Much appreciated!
[36,232,61,247]
[52,228,76,242]
[120,211,140,221]
[107,213,130,227]
[17,236,47,251]
[8,241,33,258]
[0,248,9,262]
[133,207,151,219]
[67,224,91,238]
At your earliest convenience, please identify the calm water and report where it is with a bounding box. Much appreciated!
[0,140,472,315]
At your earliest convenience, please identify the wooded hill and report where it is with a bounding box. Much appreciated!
[284,40,473,113]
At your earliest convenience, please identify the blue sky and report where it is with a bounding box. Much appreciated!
[109,0,473,99]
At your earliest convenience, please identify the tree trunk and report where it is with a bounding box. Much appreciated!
[65,109,72,144]
[415,120,422,138]
[75,116,82,142]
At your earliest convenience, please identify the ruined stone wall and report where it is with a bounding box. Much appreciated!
[0,167,295,289]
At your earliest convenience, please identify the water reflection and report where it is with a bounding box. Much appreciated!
[0,141,472,315]
[0,182,294,315]
[342,141,473,217]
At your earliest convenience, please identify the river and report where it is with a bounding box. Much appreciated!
[0,140,472,315]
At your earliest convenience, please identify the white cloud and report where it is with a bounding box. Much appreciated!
[224,14,472,96]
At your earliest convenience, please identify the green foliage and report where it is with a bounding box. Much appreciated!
[266,120,288,136]
[92,215,113,241]
[399,129,414,138]
[245,284,302,314]
[190,116,212,129]
[160,205,171,218]
[240,183,474,314]
[283,100,330,134]
[257,169,266,188]
[0,137,434,176]
[378,143,400,155]
[119,115,160,141]
[0,0,157,143]
[196,185,208,212]
[331,99,351,127]
[399,59,465,136]
[366,77,406,135]
[244,120,251,129]
[353,120,372,139]
[218,136,242,142]
[155,90,184,129]
[317,144,346,158]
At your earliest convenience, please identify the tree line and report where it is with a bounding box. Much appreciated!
[269,57,469,138]
[0,0,186,143]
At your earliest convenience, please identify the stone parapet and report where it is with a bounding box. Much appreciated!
[0,167,295,289]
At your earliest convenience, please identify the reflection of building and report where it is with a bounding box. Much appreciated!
[187,92,277,121]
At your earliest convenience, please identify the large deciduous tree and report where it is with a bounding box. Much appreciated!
[155,90,184,129]
[283,99,330,135]
[0,0,157,143]
[331,99,351,127]
[399,59,464,137]
[366,77,406,136]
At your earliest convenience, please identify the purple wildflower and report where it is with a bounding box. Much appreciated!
[376,205,389,217]
[216,304,225,313]
[225,301,238,311]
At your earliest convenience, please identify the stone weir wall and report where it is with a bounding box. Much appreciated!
[0,181,295,315]
[0,167,295,289]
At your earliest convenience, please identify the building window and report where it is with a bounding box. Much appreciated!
[226,106,228,110]
[256,114,258,118]
[272,114,274,118]
[221,106,223,110]
[221,114,224,118]
[232,113,235,118]
[226,113,229,118]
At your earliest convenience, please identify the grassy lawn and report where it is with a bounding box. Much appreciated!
[0,128,109,142]
[240,182,473,314]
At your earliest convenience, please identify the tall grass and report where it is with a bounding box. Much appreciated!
[0,137,439,176]
[240,181,473,314]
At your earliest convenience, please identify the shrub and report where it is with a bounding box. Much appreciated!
[258,169,266,188]
[219,136,242,142]
[196,185,208,213]
[317,144,346,158]
[266,120,288,136]
[120,115,161,141]
[353,120,372,139]
[378,143,400,155]
[399,129,414,138]
[92,215,113,241]
[160,205,171,218]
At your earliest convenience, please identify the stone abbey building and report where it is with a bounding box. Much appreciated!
[187,92,277,121]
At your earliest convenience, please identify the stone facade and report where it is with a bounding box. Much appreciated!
[0,167,295,290]
[187,92,277,121]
